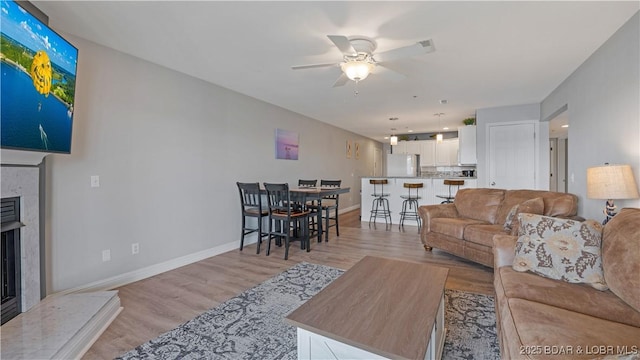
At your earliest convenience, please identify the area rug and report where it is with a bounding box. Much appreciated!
[117,262,499,360]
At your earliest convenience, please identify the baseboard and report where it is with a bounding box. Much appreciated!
[339,204,360,214]
[52,240,248,296]
[52,204,360,296]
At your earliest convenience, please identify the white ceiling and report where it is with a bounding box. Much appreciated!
[33,1,638,142]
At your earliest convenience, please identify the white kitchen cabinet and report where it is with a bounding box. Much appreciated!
[405,140,422,155]
[420,140,436,166]
[458,125,477,165]
[393,141,407,154]
[435,139,459,166]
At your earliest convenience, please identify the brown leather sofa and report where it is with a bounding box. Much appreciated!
[418,188,579,267]
[493,208,640,359]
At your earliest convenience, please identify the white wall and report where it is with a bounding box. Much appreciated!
[475,103,546,189]
[44,35,380,293]
[541,12,640,219]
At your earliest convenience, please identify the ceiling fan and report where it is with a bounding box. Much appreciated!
[291,35,435,87]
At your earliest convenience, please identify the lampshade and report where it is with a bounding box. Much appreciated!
[587,164,639,199]
[436,133,443,143]
[390,135,398,146]
[341,60,374,81]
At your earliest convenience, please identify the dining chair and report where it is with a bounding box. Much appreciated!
[298,179,317,187]
[318,179,341,242]
[298,179,319,235]
[264,183,311,260]
[236,182,268,254]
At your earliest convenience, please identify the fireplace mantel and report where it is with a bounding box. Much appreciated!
[1,149,50,167]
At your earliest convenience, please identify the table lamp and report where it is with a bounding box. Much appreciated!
[587,164,639,224]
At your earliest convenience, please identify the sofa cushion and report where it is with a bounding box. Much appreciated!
[513,214,607,290]
[495,190,579,225]
[505,298,640,359]
[430,217,485,239]
[464,224,505,247]
[497,267,640,328]
[503,197,544,234]
[602,208,640,312]
[454,188,505,224]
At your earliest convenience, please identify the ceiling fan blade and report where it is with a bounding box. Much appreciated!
[291,62,339,70]
[374,39,435,63]
[373,64,406,82]
[327,35,358,56]
[332,73,350,87]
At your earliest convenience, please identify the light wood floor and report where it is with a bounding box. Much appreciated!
[83,210,494,359]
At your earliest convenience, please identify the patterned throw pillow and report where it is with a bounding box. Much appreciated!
[503,197,544,235]
[512,213,608,291]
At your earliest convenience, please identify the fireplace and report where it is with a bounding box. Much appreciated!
[1,197,22,325]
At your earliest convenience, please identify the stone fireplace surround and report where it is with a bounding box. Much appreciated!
[1,165,42,312]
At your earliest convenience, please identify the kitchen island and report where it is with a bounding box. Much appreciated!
[361,177,477,225]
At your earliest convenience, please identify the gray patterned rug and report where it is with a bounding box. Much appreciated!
[117,262,499,360]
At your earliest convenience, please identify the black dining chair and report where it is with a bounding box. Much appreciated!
[317,179,341,242]
[298,179,317,187]
[264,183,311,260]
[298,179,319,235]
[236,182,268,254]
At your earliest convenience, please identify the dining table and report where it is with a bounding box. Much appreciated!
[289,187,351,243]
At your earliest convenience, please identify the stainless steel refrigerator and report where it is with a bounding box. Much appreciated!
[386,154,420,176]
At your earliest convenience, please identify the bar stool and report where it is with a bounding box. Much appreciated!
[369,179,392,228]
[436,179,465,204]
[399,182,423,231]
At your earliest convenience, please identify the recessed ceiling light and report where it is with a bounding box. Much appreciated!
[408,129,413,133]
[443,127,449,130]
[561,125,569,128]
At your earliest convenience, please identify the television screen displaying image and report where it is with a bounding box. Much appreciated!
[1,0,78,153]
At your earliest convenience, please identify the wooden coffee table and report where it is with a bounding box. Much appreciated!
[286,256,449,360]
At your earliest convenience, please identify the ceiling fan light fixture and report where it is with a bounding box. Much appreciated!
[341,60,374,82]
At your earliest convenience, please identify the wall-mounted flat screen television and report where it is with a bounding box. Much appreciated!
[1,0,78,153]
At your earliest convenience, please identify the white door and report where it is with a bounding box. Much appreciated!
[488,122,536,189]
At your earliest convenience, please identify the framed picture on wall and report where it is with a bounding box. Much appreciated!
[346,140,352,159]
[355,142,360,159]
[275,129,299,160]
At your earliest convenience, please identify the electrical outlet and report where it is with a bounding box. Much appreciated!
[131,243,139,255]
[91,175,100,188]
[102,249,111,262]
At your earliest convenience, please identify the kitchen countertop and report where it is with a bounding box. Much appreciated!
[363,176,477,179]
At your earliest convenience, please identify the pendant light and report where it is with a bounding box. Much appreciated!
[389,117,399,145]
[435,113,444,143]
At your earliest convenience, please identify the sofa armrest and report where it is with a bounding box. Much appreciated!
[493,234,518,268]
[418,203,459,232]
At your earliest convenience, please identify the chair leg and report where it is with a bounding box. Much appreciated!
[335,209,339,237]
[256,216,262,254]
[324,208,330,242]
[369,198,378,227]
[284,220,290,260]
[240,215,246,251]
[266,218,273,256]
[305,216,311,252]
